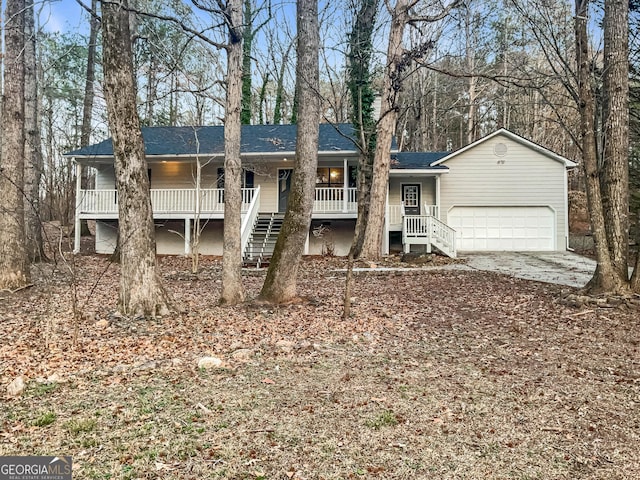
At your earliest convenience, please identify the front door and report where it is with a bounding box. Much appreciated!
[402,184,421,215]
[278,169,293,212]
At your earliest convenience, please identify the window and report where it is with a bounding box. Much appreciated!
[217,168,255,189]
[316,167,344,187]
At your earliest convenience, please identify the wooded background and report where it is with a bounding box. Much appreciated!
[1,0,639,304]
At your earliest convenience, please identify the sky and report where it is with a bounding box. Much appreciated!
[40,0,89,34]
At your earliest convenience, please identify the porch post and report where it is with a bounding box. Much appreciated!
[343,158,348,212]
[73,161,82,254]
[403,216,410,254]
[304,228,310,255]
[184,218,191,255]
[383,187,390,255]
[435,175,441,220]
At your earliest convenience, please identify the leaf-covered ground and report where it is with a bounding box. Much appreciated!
[1,254,639,479]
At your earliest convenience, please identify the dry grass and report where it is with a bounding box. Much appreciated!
[1,255,639,479]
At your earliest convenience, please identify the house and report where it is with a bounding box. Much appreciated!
[66,125,576,261]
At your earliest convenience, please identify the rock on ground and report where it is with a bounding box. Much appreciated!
[7,376,25,397]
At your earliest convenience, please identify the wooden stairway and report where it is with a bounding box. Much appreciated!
[243,213,285,267]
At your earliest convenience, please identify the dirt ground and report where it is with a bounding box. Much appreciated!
[1,254,639,479]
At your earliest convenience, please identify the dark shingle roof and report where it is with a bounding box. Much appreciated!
[391,152,450,170]
[66,124,365,157]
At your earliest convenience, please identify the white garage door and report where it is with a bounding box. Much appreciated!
[448,206,555,251]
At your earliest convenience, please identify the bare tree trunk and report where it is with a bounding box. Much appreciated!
[273,40,294,124]
[78,0,100,238]
[575,0,628,295]
[220,0,246,305]
[467,77,477,143]
[0,0,30,290]
[260,0,320,303]
[241,0,254,125]
[24,0,46,263]
[464,3,477,144]
[601,0,630,283]
[348,0,378,259]
[102,0,170,317]
[359,0,409,260]
[258,72,269,124]
[81,0,99,146]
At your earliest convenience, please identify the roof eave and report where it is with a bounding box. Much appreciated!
[71,149,363,163]
[389,168,449,175]
[431,128,577,167]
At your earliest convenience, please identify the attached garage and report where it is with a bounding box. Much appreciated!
[448,206,555,251]
[435,129,576,253]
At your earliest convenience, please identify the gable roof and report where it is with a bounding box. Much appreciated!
[66,123,391,159]
[391,152,449,171]
[431,128,578,168]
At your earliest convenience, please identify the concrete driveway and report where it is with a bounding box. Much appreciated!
[456,251,596,288]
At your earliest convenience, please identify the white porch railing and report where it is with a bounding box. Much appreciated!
[403,215,456,258]
[78,188,257,215]
[425,204,439,218]
[79,189,118,214]
[390,203,442,226]
[388,204,404,227]
[240,185,261,256]
[79,187,358,216]
[313,187,357,213]
[152,189,198,213]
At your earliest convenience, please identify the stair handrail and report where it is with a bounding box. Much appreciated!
[429,215,456,258]
[402,214,457,258]
[240,185,261,257]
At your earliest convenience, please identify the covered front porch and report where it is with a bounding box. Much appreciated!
[73,182,359,254]
[74,161,456,257]
[75,186,358,219]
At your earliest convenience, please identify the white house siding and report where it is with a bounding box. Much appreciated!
[251,161,287,213]
[94,219,226,255]
[95,165,115,189]
[151,162,219,189]
[388,176,436,214]
[439,134,568,251]
[155,220,224,255]
[95,220,118,254]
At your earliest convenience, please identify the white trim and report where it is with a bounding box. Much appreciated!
[389,169,448,175]
[432,129,578,168]
[184,218,191,255]
[400,182,422,214]
[74,161,82,254]
[448,204,557,251]
[277,167,294,212]
[564,164,570,251]
[71,150,367,161]
[342,158,349,212]
[384,188,390,255]
[435,176,441,221]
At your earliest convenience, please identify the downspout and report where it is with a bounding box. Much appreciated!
[564,165,573,251]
